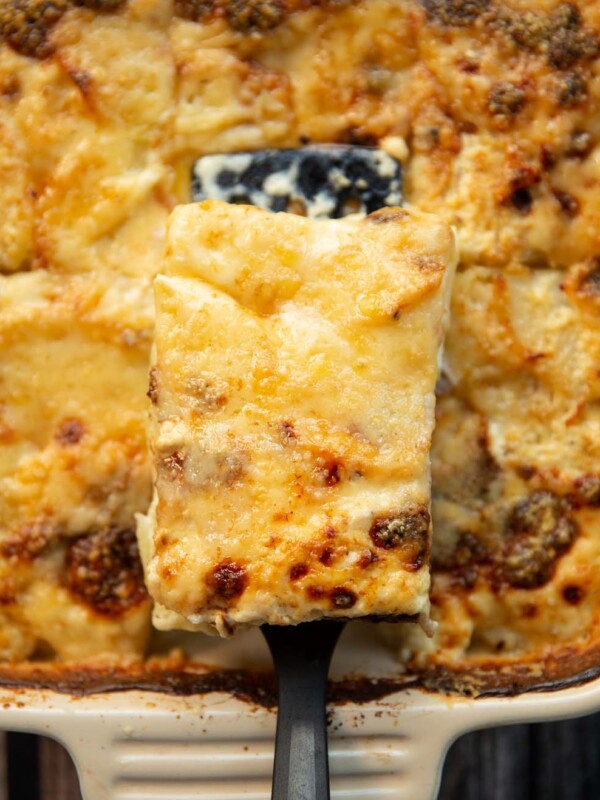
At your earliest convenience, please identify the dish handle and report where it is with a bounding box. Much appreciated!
[25,696,461,800]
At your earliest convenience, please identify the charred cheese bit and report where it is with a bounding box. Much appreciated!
[386,264,600,673]
[0,271,152,660]
[138,200,456,635]
[0,528,150,662]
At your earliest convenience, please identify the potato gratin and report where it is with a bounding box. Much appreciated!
[1,0,600,688]
[137,201,455,634]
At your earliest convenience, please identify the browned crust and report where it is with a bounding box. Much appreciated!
[2,632,600,704]
[0,662,279,707]
[0,661,419,706]
[65,528,148,617]
[173,0,360,30]
[0,0,68,59]
[408,639,600,696]
[0,0,126,60]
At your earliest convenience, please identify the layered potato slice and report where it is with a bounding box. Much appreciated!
[138,200,456,635]
[388,263,600,671]
[0,271,153,660]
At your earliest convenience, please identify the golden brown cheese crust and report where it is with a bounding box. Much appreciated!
[0,272,153,537]
[408,1,600,268]
[139,201,455,634]
[0,272,152,660]
[4,0,600,273]
[0,525,149,662]
[390,264,600,671]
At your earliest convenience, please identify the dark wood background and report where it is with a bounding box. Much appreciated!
[3,714,600,799]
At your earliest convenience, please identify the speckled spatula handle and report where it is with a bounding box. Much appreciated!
[191,145,402,219]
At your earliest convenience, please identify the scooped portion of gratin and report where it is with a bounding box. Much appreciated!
[0,272,152,661]
[137,200,456,635]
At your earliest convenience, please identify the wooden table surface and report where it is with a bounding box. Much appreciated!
[3,713,600,799]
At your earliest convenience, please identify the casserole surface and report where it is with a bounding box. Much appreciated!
[0,0,599,690]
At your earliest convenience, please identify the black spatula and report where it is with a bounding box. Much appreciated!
[191,145,403,800]
[192,145,402,219]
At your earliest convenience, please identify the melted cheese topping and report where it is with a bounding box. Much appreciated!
[138,201,456,634]
[388,264,600,669]
[0,272,152,660]
[3,0,600,277]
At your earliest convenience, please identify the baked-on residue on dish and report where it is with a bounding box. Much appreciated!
[137,200,456,635]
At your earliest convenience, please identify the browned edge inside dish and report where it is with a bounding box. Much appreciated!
[2,640,600,706]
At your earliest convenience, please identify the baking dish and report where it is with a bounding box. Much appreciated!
[2,623,600,800]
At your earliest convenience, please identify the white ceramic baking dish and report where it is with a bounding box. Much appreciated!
[1,623,599,800]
